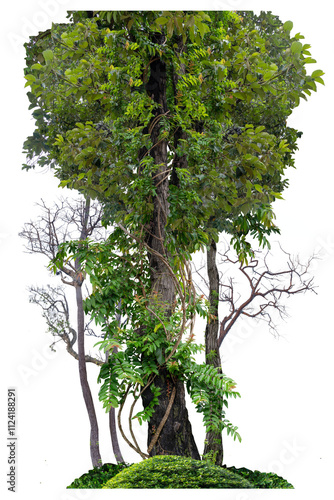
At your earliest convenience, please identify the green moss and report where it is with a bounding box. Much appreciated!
[67,462,129,489]
[102,455,254,489]
[67,458,294,489]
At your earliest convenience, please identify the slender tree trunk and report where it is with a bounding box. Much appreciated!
[109,407,124,463]
[75,197,102,468]
[141,48,200,460]
[75,283,102,468]
[203,239,224,465]
[106,299,124,465]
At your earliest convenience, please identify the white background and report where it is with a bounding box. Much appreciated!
[1,1,333,499]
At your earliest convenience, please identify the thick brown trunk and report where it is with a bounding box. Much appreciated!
[142,368,200,459]
[141,51,200,460]
[203,239,224,465]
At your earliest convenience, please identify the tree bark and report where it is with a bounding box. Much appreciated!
[75,197,102,468]
[75,282,102,468]
[106,301,125,465]
[203,239,224,465]
[142,368,200,459]
[109,406,124,463]
[141,51,200,460]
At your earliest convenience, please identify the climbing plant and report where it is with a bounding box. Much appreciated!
[24,10,323,460]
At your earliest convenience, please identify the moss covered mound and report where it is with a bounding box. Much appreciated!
[67,462,129,489]
[102,455,254,489]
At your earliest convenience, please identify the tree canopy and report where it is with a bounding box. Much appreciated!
[23,10,323,461]
[24,10,323,257]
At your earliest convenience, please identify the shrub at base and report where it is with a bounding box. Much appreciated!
[228,466,294,489]
[102,455,254,489]
[67,463,129,489]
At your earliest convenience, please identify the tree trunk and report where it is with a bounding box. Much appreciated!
[142,368,200,459]
[75,197,102,468]
[141,50,200,460]
[106,314,124,465]
[203,239,224,465]
[76,283,102,468]
[109,406,124,463]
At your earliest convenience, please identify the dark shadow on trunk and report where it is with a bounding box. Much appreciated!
[142,368,200,459]
[140,51,200,460]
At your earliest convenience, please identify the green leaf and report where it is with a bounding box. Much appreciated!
[233,91,246,100]
[197,21,209,39]
[303,57,317,64]
[24,74,36,82]
[311,69,325,78]
[42,49,54,62]
[314,76,325,85]
[283,20,293,32]
[156,347,164,365]
[155,17,169,25]
[31,63,43,71]
[291,41,303,54]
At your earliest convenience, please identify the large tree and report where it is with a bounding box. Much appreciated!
[23,11,322,460]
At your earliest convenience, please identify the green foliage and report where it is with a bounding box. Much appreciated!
[67,460,294,489]
[67,462,130,489]
[23,10,323,261]
[228,466,294,489]
[102,455,254,488]
[51,231,241,438]
[25,10,323,459]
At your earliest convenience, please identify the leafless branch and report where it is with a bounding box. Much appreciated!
[217,245,317,345]
[29,284,104,365]
[19,196,108,280]
[191,242,318,346]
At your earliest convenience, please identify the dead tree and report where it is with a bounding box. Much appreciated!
[19,197,124,466]
[193,240,317,465]
[215,244,317,346]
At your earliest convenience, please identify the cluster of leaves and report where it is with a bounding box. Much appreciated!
[102,455,254,488]
[23,11,323,260]
[168,342,242,440]
[67,462,129,489]
[228,466,294,489]
[52,230,241,439]
[25,10,323,457]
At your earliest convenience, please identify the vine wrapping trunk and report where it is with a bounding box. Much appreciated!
[141,48,200,459]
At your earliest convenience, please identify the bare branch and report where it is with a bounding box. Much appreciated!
[216,243,317,345]
[29,284,104,366]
